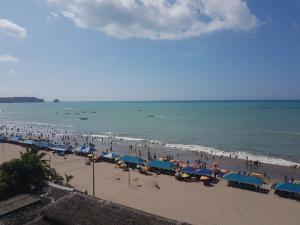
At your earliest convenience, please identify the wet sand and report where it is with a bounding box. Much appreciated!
[1,143,300,225]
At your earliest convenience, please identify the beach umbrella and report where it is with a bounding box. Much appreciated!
[120,163,127,168]
[181,173,190,178]
[179,162,187,168]
[200,176,209,181]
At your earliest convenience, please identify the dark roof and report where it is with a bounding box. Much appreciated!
[119,155,145,164]
[275,182,300,194]
[35,192,190,225]
[148,160,177,170]
[224,173,265,186]
[0,194,40,217]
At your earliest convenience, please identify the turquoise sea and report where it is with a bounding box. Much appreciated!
[0,101,300,165]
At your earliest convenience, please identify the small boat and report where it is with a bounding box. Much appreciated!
[80,117,88,120]
[147,115,155,118]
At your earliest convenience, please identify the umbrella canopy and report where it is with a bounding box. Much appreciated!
[181,173,190,178]
[120,163,127,168]
[200,176,209,181]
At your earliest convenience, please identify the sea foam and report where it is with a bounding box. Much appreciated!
[165,143,300,167]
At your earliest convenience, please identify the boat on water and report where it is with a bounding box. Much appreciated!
[80,117,88,120]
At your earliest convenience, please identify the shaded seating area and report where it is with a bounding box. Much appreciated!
[147,160,177,175]
[0,135,7,143]
[74,146,96,156]
[101,152,120,163]
[50,145,71,156]
[119,155,145,168]
[8,136,22,143]
[224,173,268,193]
[193,169,213,177]
[275,182,300,200]
[180,167,195,175]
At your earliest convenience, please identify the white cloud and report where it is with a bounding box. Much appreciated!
[46,12,60,21]
[48,0,261,40]
[8,69,16,74]
[0,18,27,38]
[0,54,19,63]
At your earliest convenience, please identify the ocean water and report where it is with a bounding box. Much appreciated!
[0,101,300,165]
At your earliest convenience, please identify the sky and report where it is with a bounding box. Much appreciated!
[0,0,300,101]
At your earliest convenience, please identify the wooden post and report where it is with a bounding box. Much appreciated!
[92,153,95,197]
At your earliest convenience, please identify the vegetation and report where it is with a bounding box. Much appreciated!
[0,97,44,103]
[0,148,63,200]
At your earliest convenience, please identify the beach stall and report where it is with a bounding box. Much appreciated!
[147,160,177,175]
[101,152,120,163]
[80,146,96,156]
[74,146,86,154]
[34,141,51,149]
[180,167,195,175]
[194,169,213,177]
[22,140,37,146]
[224,173,267,193]
[8,136,22,144]
[0,135,7,143]
[275,182,300,200]
[50,145,71,156]
[119,155,145,168]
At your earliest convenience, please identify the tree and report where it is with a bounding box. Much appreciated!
[0,148,63,200]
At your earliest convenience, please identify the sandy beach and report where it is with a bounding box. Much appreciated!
[1,143,300,225]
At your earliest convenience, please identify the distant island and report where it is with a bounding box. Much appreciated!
[53,99,60,103]
[0,97,44,103]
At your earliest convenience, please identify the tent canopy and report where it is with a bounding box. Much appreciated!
[275,182,300,194]
[194,169,213,177]
[50,145,70,152]
[148,160,177,170]
[180,167,195,174]
[81,146,96,154]
[119,155,144,164]
[22,140,37,145]
[35,141,50,148]
[103,152,120,159]
[224,173,265,186]
[9,136,22,142]
[0,135,7,142]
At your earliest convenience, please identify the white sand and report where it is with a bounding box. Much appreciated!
[1,143,300,225]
